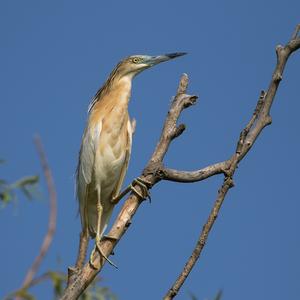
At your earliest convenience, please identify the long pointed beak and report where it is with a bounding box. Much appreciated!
[145,52,187,66]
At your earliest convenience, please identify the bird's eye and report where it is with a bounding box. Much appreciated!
[132,57,140,64]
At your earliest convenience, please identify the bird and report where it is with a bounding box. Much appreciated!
[76,52,186,268]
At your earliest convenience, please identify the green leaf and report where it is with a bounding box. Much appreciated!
[0,190,11,203]
[80,284,117,300]
[11,175,39,189]
[213,290,223,300]
[0,188,15,208]
[188,291,198,300]
[0,179,7,184]
[48,271,66,298]
[15,289,36,300]
[0,175,40,208]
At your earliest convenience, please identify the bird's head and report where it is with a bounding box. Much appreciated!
[114,52,187,79]
[88,52,187,112]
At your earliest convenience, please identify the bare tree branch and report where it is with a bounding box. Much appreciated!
[5,271,65,300]
[17,136,57,295]
[158,161,230,183]
[163,24,300,300]
[73,231,90,271]
[61,25,300,299]
[60,74,198,299]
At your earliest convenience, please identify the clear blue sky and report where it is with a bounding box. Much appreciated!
[1,1,300,299]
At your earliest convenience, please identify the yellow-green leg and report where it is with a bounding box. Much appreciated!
[89,189,117,269]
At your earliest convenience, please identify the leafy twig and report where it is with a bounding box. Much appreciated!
[18,136,57,294]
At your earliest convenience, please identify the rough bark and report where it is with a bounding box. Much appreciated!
[61,25,300,299]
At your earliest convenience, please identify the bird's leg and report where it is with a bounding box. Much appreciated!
[89,190,117,269]
[111,176,152,204]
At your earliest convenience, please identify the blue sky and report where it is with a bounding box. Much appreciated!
[1,1,300,299]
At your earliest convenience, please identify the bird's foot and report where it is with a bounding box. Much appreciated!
[111,176,152,204]
[131,177,152,202]
[101,235,118,255]
[102,234,118,241]
[89,237,118,269]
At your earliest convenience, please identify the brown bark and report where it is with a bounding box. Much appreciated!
[61,24,300,299]
[163,24,300,299]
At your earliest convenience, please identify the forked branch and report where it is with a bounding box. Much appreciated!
[163,24,300,299]
[61,24,300,299]
[61,74,198,299]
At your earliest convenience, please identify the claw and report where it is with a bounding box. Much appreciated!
[132,177,152,202]
[89,238,118,269]
[111,176,152,204]
[89,246,99,269]
[130,184,144,198]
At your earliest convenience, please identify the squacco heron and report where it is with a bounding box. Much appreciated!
[76,52,186,268]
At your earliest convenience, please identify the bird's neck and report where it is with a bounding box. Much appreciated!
[107,75,133,106]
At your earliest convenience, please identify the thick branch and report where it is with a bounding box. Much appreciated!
[149,97,197,166]
[61,25,300,299]
[163,24,300,299]
[60,74,198,299]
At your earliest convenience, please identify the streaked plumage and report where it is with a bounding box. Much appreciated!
[77,75,132,238]
[76,53,186,266]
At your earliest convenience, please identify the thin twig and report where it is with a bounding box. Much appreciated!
[157,161,230,183]
[163,24,300,299]
[5,271,65,300]
[18,136,57,292]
